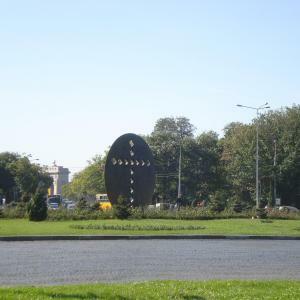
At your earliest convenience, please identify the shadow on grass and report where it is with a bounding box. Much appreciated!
[181,295,206,300]
[12,290,207,300]
[41,293,206,300]
[260,220,273,223]
[40,292,99,299]
[41,292,132,300]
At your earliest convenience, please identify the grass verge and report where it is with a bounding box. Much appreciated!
[0,280,299,299]
[0,218,299,236]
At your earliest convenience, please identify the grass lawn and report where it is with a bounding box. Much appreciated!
[0,218,299,236]
[0,280,299,299]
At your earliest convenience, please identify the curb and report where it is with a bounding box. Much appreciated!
[0,235,300,241]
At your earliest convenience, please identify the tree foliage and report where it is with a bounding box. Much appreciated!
[147,117,221,203]
[27,185,48,221]
[222,105,300,208]
[62,155,106,201]
[0,153,52,203]
[50,105,300,211]
[0,152,19,201]
[145,106,300,209]
[76,197,89,211]
[113,194,131,219]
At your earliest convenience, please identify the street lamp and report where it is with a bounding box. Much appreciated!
[22,153,39,161]
[236,102,270,208]
[177,143,182,200]
[273,138,277,206]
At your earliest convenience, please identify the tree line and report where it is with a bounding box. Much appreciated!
[62,105,300,210]
[1,105,299,211]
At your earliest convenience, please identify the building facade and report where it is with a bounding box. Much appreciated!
[46,162,70,196]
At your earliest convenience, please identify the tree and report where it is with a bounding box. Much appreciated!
[27,186,48,221]
[114,194,131,219]
[221,122,256,206]
[153,117,195,140]
[0,152,19,202]
[221,105,300,208]
[179,134,221,203]
[208,190,227,213]
[193,131,222,200]
[62,155,106,201]
[147,117,223,204]
[12,157,52,202]
[261,105,300,207]
[147,117,195,202]
[0,153,52,203]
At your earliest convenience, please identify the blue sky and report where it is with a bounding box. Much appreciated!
[0,0,299,174]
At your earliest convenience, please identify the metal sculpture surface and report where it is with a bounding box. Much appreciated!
[105,133,155,206]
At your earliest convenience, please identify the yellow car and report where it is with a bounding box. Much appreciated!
[96,194,112,210]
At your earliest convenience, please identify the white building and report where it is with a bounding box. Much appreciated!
[46,162,70,196]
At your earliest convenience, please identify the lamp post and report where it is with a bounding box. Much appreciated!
[273,138,277,206]
[22,153,38,161]
[236,102,270,208]
[31,158,39,163]
[177,143,182,200]
[177,130,185,209]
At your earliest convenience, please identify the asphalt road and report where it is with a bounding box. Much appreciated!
[0,240,299,285]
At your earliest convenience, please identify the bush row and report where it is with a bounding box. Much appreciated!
[0,205,299,220]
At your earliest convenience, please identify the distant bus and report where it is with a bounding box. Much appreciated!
[96,193,112,210]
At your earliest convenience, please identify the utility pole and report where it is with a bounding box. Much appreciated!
[237,102,270,208]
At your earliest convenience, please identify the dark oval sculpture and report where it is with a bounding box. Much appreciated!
[105,133,155,207]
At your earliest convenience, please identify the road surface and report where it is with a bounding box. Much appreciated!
[0,240,299,285]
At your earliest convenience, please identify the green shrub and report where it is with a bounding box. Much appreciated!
[1,202,28,218]
[130,207,252,220]
[47,207,114,221]
[15,202,28,217]
[6,201,18,208]
[256,208,267,219]
[229,191,254,213]
[113,195,131,219]
[208,191,227,213]
[267,209,300,220]
[76,198,88,211]
[27,189,47,221]
[90,202,100,211]
[2,201,299,221]
[232,198,243,213]
[69,223,206,231]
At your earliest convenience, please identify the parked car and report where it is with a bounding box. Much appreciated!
[64,200,75,210]
[48,202,59,210]
[47,195,62,210]
[62,199,75,209]
[155,203,170,210]
[279,206,299,213]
